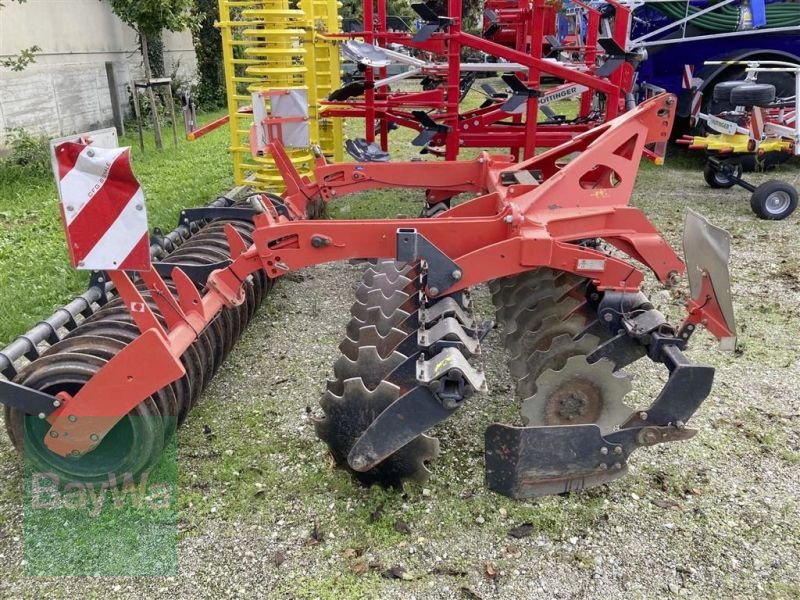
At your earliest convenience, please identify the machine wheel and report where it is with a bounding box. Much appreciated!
[730,83,776,108]
[703,161,741,189]
[712,81,748,103]
[750,181,798,220]
[6,354,166,484]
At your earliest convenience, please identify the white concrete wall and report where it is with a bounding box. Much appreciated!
[0,0,197,142]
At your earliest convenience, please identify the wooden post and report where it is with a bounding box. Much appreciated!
[167,90,179,147]
[105,62,125,137]
[131,84,145,153]
[140,32,164,150]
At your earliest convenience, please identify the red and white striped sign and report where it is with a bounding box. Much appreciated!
[682,65,695,89]
[54,142,151,272]
[689,90,703,127]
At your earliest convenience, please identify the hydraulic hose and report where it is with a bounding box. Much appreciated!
[651,1,800,33]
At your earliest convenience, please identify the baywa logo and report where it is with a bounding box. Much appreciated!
[30,471,173,517]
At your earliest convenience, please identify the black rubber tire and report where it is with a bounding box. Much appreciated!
[7,353,165,484]
[750,180,798,220]
[730,83,776,108]
[703,69,796,129]
[712,80,748,103]
[703,161,741,189]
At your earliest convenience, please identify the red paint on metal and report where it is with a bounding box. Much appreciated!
[40,95,732,458]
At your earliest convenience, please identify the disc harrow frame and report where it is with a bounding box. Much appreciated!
[1,94,737,497]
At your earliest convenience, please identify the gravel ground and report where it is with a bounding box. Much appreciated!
[0,160,799,599]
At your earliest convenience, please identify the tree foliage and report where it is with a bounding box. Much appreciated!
[340,0,415,22]
[0,0,41,71]
[192,0,226,109]
[339,0,482,32]
[103,0,196,35]
[102,0,196,148]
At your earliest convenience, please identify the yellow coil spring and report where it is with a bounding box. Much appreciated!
[218,0,319,190]
[299,0,344,161]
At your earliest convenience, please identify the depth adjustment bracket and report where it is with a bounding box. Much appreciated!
[178,207,259,228]
[0,380,62,418]
[153,259,232,287]
[396,229,461,296]
[417,347,486,408]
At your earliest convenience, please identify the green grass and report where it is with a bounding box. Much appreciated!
[0,109,232,345]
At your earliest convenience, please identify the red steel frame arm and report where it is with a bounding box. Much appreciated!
[460,32,619,95]
[291,153,499,204]
[40,95,701,458]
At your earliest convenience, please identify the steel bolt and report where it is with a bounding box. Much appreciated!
[613,446,623,455]
[52,400,61,408]
[676,420,686,430]
[429,287,440,296]
[135,204,143,211]
[452,269,462,281]
[71,450,81,457]
[86,149,95,157]
[68,415,77,423]
[600,447,609,455]
[38,413,46,420]
[49,431,58,438]
[90,434,99,442]
[603,312,614,322]
[504,215,513,224]
[639,411,648,421]
[66,205,74,212]
[350,455,367,470]
[614,462,623,470]
[638,428,659,445]
[598,463,608,471]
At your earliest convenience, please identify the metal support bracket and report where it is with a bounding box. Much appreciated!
[153,260,232,287]
[0,380,62,418]
[419,296,475,329]
[178,207,258,228]
[347,348,483,473]
[396,229,461,296]
[484,422,698,499]
[416,347,486,407]
[417,317,480,357]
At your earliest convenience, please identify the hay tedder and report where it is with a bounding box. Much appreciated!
[0,95,736,498]
[679,59,799,221]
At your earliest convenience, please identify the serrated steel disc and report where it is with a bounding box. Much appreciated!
[339,325,410,360]
[508,314,590,380]
[355,274,413,302]
[520,355,634,433]
[492,269,558,313]
[350,289,412,320]
[328,346,406,395]
[502,294,583,351]
[516,333,601,400]
[498,276,586,330]
[314,377,440,487]
[345,306,411,340]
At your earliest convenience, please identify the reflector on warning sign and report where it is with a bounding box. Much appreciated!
[53,142,151,272]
